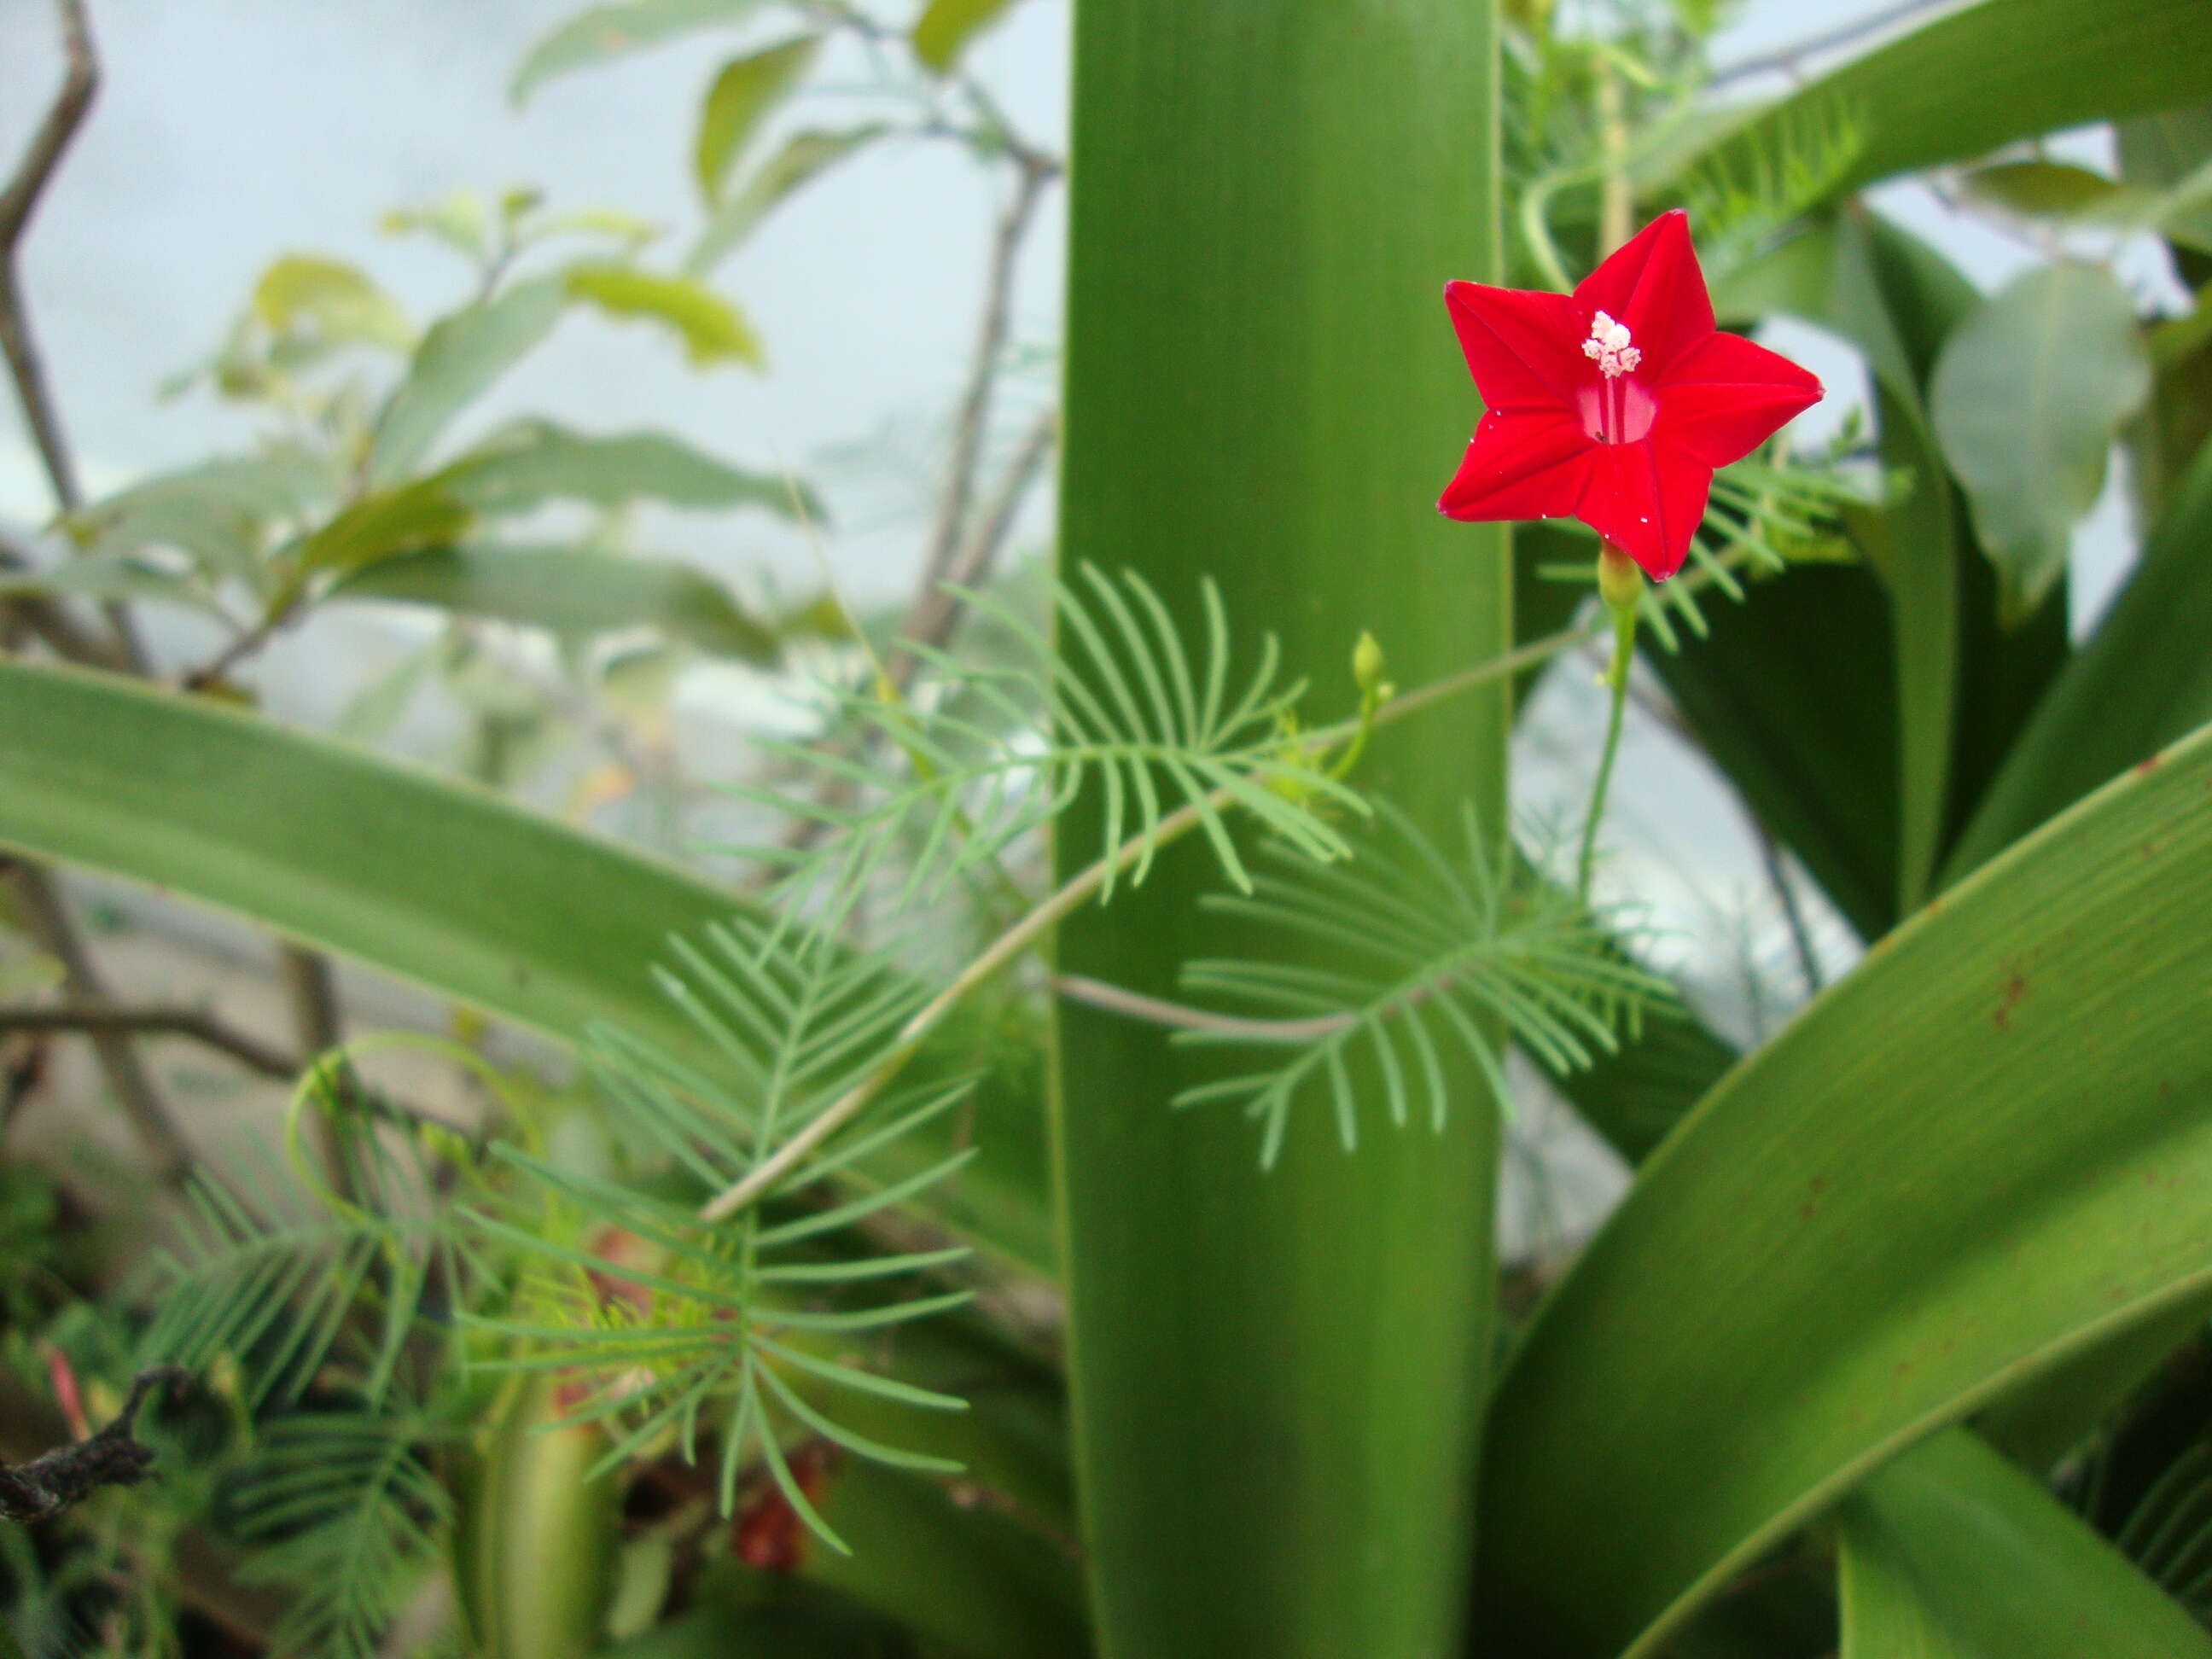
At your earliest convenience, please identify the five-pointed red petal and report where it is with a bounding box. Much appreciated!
[1437,208,1822,579]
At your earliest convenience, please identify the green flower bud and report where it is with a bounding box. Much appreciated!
[1353,631,1386,696]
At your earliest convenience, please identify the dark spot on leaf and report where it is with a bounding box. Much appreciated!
[1993,970,2028,1030]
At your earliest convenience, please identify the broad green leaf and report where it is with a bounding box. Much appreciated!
[1837,1429,2212,1658]
[0,550,218,615]
[1648,559,1901,940]
[803,1461,1088,1659]
[439,420,806,521]
[1478,713,2212,1658]
[334,544,777,661]
[1944,433,2212,882]
[564,264,763,368]
[1959,159,2126,218]
[1551,1001,1738,1167]
[1690,0,2212,201]
[0,659,1053,1275]
[367,276,566,486]
[695,36,819,205]
[1975,1296,2212,1472]
[2127,282,2212,519]
[911,0,1022,73]
[510,0,770,107]
[591,1600,916,1656]
[1664,1560,1839,1659]
[687,126,885,276]
[0,658,721,1055]
[531,206,662,253]
[1819,212,1970,915]
[379,189,491,263]
[335,641,440,745]
[1954,161,2212,251]
[1930,263,2151,626]
[1054,3,1505,1655]
[67,449,340,586]
[2121,103,2212,253]
[251,254,415,352]
[294,478,472,576]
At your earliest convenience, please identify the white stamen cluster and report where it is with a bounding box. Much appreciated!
[1581,311,1641,378]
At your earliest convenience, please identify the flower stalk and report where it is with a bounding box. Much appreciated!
[1579,541,1643,905]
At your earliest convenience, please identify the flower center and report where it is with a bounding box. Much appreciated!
[1580,311,1642,378]
[1576,310,1654,444]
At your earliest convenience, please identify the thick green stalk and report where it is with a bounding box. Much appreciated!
[1054,3,1508,1655]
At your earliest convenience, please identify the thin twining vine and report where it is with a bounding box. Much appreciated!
[694,548,1763,1227]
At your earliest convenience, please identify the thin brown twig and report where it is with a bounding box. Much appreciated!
[0,0,146,672]
[2,863,194,1182]
[773,141,1059,864]
[884,402,1057,687]
[178,596,297,691]
[0,1002,301,1080]
[0,0,97,512]
[0,531,128,668]
[0,6,206,1182]
[0,1370,288,1642]
[915,154,1054,602]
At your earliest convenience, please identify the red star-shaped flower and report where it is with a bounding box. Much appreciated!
[1437,209,1823,580]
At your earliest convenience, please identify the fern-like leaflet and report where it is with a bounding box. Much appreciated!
[137,1100,478,1411]
[1167,806,1674,1167]
[1534,437,1879,649]
[1679,99,1866,281]
[229,1411,454,1659]
[466,919,977,1550]
[720,563,1365,932]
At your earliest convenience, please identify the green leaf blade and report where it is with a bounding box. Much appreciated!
[1837,1429,2212,1659]
[564,263,764,369]
[695,36,820,204]
[1051,0,1508,1652]
[511,0,771,107]
[334,544,777,661]
[1478,715,2212,1658]
[1930,262,2151,625]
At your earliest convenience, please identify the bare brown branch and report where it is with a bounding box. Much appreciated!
[0,530,130,668]
[0,1365,183,1523]
[0,1370,288,1641]
[915,154,1056,608]
[0,1001,301,1080]
[0,0,147,671]
[2,863,195,1181]
[885,402,1057,686]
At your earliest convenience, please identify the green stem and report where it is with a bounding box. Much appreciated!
[1579,544,1644,905]
[1577,645,1630,905]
